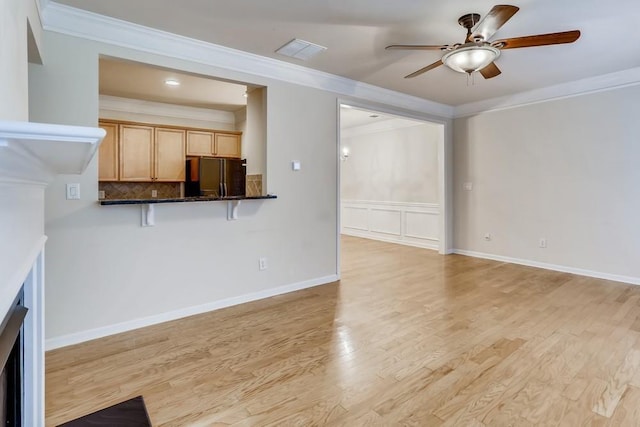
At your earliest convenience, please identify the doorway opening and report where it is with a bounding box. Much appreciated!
[337,101,449,276]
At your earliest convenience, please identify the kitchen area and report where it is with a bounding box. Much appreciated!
[96,57,274,211]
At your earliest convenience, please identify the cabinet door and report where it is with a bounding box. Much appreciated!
[186,131,214,156]
[155,128,186,181]
[98,122,118,181]
[215,133,241,158]
[120,124,154,181]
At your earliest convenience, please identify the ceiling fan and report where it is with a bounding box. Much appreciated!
[386,5,580,79]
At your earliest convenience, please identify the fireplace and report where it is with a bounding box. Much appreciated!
[0,121,105,426]
[0,291,27,427]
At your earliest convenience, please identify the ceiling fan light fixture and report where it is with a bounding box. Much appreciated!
[442,45,500,74]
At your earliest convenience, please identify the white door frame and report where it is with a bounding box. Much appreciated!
[335,98,452,278]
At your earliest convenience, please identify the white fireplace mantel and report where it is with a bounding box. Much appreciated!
[0,120,105,427]
[0,120,106,185]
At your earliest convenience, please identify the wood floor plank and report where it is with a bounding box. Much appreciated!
[45,236,640,426]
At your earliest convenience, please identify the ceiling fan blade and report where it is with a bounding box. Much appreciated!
[386,44,446,51]
[472,5,520,41]
[479,62,501,79]
[494,30,581,49]
[404,60,443,78]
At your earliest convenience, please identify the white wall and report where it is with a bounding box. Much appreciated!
[99,96,236,131]
[341,123,439,203]
[29,31,338,343]
[0,0,44,305]
[0,0,41,120]
[453,85,640,282]
[242,87,267,176]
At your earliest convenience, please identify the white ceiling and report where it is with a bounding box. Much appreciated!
[54,0,640,106]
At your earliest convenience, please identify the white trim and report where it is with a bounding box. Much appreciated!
[22,249,45,427]
[41,2,454,119]
[343,228,439,251]
[454,67,640,117]
[453,249,640,286]
[45,274,339,350]
[0,236,47,328]
[99,95,236,125]
[342,199,439,210]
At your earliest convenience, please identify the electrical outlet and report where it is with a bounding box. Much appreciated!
[151,190,158,198]
[259,257,268,271]
[484,233,492,241]
[463,182,473,191]
[539,238,547,248]
[98,190,105,199]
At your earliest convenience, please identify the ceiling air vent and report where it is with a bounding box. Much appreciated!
[276,38,327,61]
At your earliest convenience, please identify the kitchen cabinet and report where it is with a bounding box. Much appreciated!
[215,133,241,158]
[119,124,154,181]
[186,130,214,156]
[155,128,186,181]
[98,122,118,181]
[98,120,238,181]
[186,130,241,158]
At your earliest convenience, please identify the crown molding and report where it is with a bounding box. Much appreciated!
[454,66,640,118]
[99,95,236,124]
[41,2,455,119]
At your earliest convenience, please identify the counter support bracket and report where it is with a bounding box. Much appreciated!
[227,200,241,221]
[141,204,155,227]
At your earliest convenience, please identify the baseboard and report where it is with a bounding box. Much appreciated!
[45,274,339,351]
[453,249,640,286]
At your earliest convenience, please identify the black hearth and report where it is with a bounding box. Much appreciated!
[0,291,27,427]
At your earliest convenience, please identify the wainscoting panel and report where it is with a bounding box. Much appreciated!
[369,209,402,236]
[342,206,368,231]
[341,200,439,250]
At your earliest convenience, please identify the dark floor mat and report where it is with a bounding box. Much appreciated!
[58,396,151,427]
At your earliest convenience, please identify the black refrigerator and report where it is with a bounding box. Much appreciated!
[185,157,246,197]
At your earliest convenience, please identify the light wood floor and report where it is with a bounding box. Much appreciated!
[46,236,640,426]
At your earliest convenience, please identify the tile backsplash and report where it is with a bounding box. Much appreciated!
[246,174,263,197]
[100,175,262,199]
[99,182,181,200]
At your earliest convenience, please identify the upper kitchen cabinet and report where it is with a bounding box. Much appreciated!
[155,128,186,181]
[106,122,186,182]
[119,124,154,181]
[215,132,241,158]
[186,130,214,156]
[98,122,119,181]
[186,130,242,158]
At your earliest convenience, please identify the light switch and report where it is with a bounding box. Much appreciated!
[66,183,80,200]
[292,161,301,171]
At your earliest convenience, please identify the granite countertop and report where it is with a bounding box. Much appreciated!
[99,194,277,205]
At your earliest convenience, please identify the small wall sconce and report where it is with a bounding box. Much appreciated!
[340,146,350,161]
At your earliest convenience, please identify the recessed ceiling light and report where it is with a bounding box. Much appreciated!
[164,79,180,86]
[276,38,327,61]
